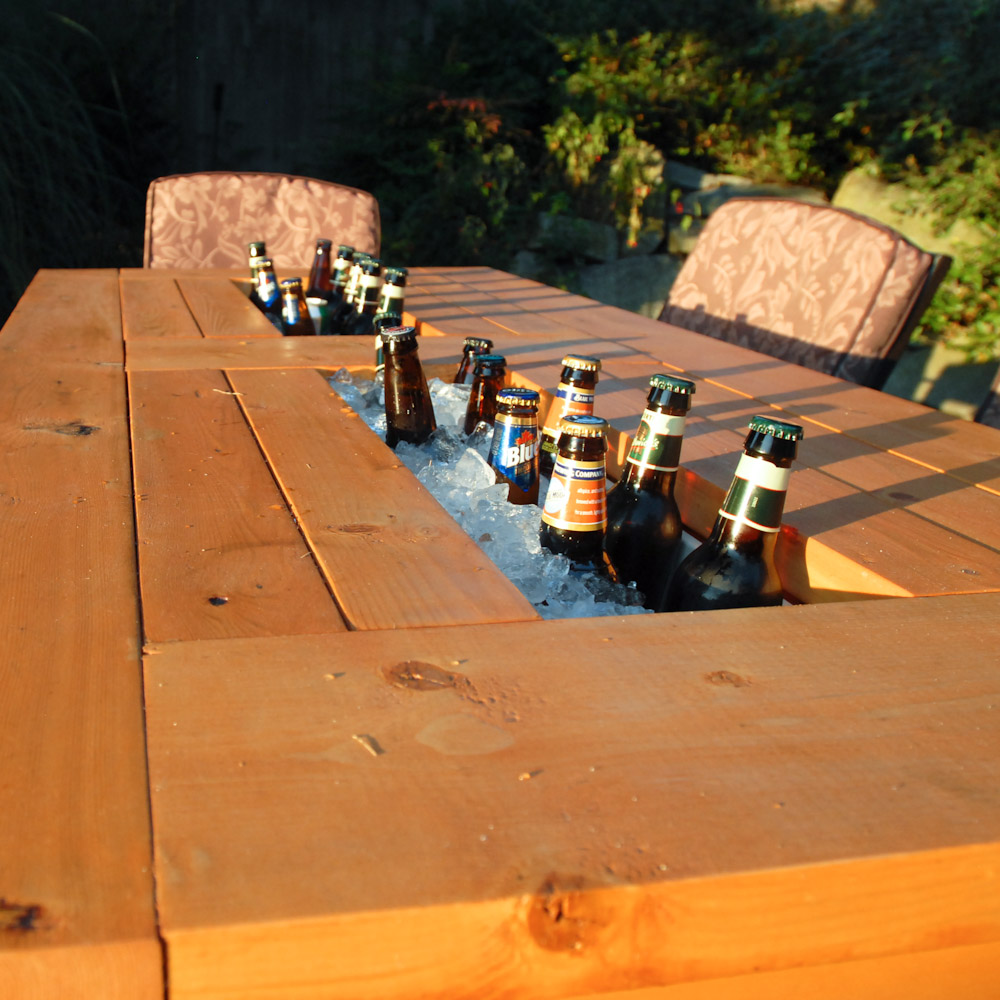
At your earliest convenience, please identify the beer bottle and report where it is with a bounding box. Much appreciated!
[306,238,334,301]
[658,415,803,612]
[604,374,696,609]
[247,240,267,280]
[330,251,367,334]
[539,414,608,572]
[382,325,437,448]
[453,337,494,385]
[251,256,284,330]
[463,354,507,435]
[279,277,316,336]
[326,245,355,330]
[344,257,383,336]
[373,266,408,374]
[538,355,602,478]
[488,387,540,505]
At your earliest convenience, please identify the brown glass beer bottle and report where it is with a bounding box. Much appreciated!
[538,355,602,477]
[306,238,334,300]
[658,416,803,612]
[454,337,494,385]
[279,277,316,336]
[488,387,540,505]
[604,374,696,609]
[539,414,608,571]
[463,354,507,435]
[382,325,437,448]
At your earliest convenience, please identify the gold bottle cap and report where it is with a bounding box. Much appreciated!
[561,354,602,372]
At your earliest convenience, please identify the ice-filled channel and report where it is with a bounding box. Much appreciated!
[328,369,652,620]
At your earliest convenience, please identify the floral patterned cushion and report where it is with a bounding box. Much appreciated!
[659,197,936,387]
[143,172,380,269]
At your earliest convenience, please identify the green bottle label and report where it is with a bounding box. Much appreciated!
[626,410,686,471]
[718,454,790,532]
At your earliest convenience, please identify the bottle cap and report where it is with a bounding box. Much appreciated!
[496,387,539,406]
[248,241,266,254]
[315,238,332,249]
[744,415,803,464]
[464,337,494,352]
[561,354,602,372]
[384,266,408,282]
[646,373,696,414]
[748,416,804,440]
[473,353,506,370]
[280,277,303,289]
[379,325,418,341]
[559,414,607,438]
[648,373,696,394]
[336,245,355,258]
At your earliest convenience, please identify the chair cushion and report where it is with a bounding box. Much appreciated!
[660,198,933,384]
[144,172,380,268]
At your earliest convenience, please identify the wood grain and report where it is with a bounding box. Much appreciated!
[129,368,346,642]
[177,276,279,338]
[0,270,161,997]
[144,592,1000,999]
[120,269,203,339]
[227,367,540,629]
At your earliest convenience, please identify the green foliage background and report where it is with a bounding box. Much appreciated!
[319,0,1000,360]
[1,0,997,360]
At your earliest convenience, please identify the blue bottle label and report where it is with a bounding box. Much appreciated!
[488,414,538,491]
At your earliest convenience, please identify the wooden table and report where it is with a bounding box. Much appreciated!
[2,267,998,999]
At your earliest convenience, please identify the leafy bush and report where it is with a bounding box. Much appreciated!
[0,3,171,323]
[320,0,999,359]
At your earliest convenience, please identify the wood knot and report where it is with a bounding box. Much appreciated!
[382,660,466,692]
[525,874,607,953]
[705,670,750,687]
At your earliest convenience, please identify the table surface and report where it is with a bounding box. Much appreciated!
[2,266,998,1000]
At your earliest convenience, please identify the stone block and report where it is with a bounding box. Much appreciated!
[833,167,987,255]
[577,254,683,319]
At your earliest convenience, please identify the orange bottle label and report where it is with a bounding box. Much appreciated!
[542,386,595,439]
[541,457,607,531]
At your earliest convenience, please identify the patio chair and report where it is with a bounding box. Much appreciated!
[659,196,951,390]
[143,172,380,269]
[975,366,1000,428]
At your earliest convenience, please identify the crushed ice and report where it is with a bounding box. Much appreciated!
[329,369,650,619]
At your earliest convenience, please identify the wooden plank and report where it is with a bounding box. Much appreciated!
[120,269,203,339]
[129,368,346,642]
[0,269,125,360]
[176,276,280,338]
[143,592,1000,998]
[0,272,161,996]
[226,367,540,629]
[126,334,375,372]
[579,939,1000,1000]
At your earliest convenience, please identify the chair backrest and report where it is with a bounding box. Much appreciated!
[659,196,950,389]
[143,172,381,269]
[975,365,1000,429]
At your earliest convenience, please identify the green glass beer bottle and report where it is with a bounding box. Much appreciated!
[382,325,437,448]
[658,415,803,612]
[539,414,608,572]
[538,355,601,478]
[453,337,494,385]
[373,266,408,374]
[604,374,696,609]
[463,354,507,435]
[326,245,355,331]
[344,258,383,336]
